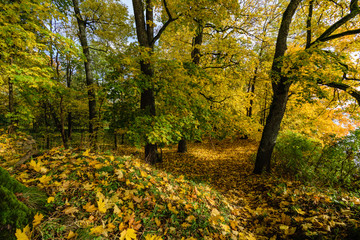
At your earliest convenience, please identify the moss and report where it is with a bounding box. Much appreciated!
[0,167,36,239]
[0,167,27,193]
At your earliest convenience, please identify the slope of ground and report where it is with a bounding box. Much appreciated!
[1,134,360,239]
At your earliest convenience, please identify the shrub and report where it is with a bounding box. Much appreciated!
[273,129,360,188]
[319,129,360,188]
[272,131,322,182]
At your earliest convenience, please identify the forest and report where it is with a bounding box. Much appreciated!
[1,0,360,239]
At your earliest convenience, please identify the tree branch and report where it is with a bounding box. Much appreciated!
[199,92,230,103]
[318,80,360,105]
[310,0,359,46]
[151,0,180,45]
[316,28,360,42]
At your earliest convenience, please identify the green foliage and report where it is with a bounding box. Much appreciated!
[128,114,183,147]
[319,129,360,188]
[273,130,360,188]
[273,131,322,182]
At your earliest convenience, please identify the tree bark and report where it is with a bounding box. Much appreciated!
[72,0,97,150]
[253,0,302,174]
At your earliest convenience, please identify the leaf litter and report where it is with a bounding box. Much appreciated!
[2,137,360,239]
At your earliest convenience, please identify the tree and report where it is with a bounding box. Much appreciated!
[254,0,360,174]
[72,0,98,149]
[132,0,178,164]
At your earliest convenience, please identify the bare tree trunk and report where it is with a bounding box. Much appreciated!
[72,0,97,150]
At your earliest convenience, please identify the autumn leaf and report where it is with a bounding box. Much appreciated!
[120,228,137,240]
[33,213,44,227]
[155,217,161,227]
[65,230,77,239]
[145,235,163,240]
[83,149,91,157]
[83,182,94,190]
[186,215,196,223]
[83,202,97,213]
[114,204,121,215]
[15,225,31,240]
[38,175,52,184]
[97,196,108,213]
[47,196,55,203]
[115,169,124,180]
[90,225,107,236]
[63,206,79,215]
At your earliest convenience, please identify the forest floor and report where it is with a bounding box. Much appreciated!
[119,139,360,239]
[2,135,360,239]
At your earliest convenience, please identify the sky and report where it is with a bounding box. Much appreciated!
[121,0,133,16]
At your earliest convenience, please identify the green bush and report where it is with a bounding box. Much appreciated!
[273,131,322,182]
[319,129,360,188]
[273,130,360,188]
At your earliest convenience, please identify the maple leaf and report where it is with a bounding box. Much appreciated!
[83,182,94,190]
[107,222,116,232]
[186,215,196,222]
[97,196,108,213]
[83,202,97,213]
[120,228,137,240]
[15,225,31,240]
[33,213,44,227]
[38,175,52,184]
[155,218,161,227]
[83,149,91,157]
[114,204,121,215]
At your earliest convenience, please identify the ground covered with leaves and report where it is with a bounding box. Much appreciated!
[1,135,360,239]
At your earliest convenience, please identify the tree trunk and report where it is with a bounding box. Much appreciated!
[253,80,291,173]
[8,77,15,134]
[253,0,302,174]
[177,22,204,153]
[72,0,97,150]
[114,133,117,150]
[66,60,73,140]
[132,0,174,164]
[246,68,257,118]
[177,138,187,153]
